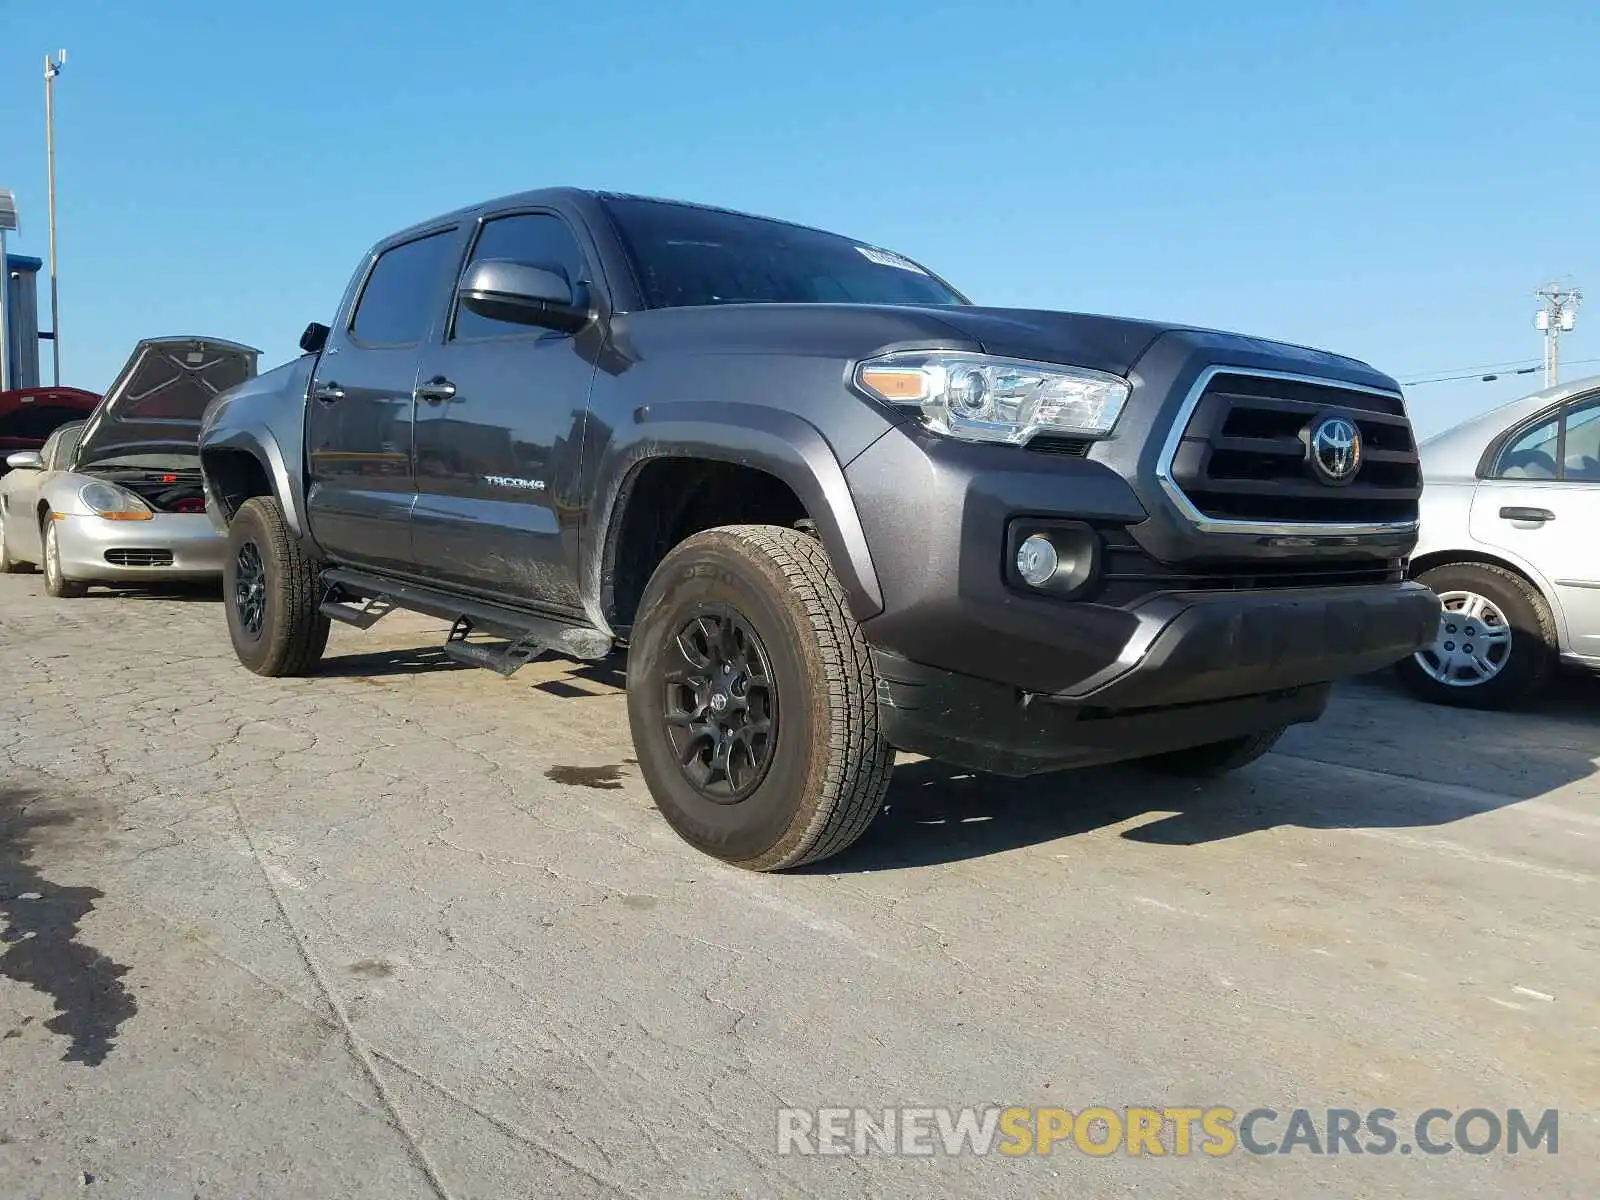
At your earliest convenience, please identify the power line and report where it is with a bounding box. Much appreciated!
[1403,357,1600,388]
[1401,355,1546,378]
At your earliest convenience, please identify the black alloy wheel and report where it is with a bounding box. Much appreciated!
[234,540,267,639]
[662,607,777,802]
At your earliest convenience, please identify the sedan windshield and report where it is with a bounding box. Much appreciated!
[602,197,967,310]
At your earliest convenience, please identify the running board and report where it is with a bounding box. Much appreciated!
[319,567,614,669]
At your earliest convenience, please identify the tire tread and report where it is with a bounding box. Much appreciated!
[230,497,329,677]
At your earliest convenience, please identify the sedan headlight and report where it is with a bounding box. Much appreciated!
[854,351,1130,445]
[79,481,153,521]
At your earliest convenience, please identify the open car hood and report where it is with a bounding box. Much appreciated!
[73,337,260,468]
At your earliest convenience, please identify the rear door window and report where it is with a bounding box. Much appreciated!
[1561,395,1600,480]
[1494,417,1560,479]
[349,230,457,347]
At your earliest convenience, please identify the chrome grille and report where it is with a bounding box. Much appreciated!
[1158,368,1421,531]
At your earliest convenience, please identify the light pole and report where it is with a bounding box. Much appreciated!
[44,49,66,386]
[1534,281,1581,388]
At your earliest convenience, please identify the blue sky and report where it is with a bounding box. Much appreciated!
[1,0,1595,437]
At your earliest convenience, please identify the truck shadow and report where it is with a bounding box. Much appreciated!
[316,646,477,678]
[817,673,1600,873]
[0,781,138,1066]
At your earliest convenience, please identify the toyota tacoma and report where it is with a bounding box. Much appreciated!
[198,188,1439,870]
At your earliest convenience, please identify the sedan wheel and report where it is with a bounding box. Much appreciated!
[1413,590,1513,687]
[42,518,87,598]
[1396,562,1556,709]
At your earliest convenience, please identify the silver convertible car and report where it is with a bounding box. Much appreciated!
[0,336,259,596]
[1399,374,1600,707]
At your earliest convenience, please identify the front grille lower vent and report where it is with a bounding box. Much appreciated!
[105,548,173,567]
[1094,528,1406,607]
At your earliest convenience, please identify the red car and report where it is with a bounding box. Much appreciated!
[0,386,102,477]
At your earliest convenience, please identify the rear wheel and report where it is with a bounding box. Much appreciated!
[0,509,34,573]
[41,518,87,598]
[626,525,894,871]
[1396,562,1556,709]
[1142,726,1286,778]
[224,497,329,676]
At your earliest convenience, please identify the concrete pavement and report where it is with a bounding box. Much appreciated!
[1,572,1596,1198]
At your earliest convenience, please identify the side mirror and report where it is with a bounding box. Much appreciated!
[299,321,330,354]
[458,260,589,331]
[5,451,43,471]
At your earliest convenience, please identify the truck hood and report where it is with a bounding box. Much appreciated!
[918,305,1382,380]
[917,305,1177,375]
[615,302,1381,383]
[75,337,261,468]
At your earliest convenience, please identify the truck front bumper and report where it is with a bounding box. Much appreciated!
[872,581,1438,775]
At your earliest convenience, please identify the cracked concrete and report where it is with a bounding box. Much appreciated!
[1,574,1598,1198]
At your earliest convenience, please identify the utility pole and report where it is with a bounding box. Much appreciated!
[1534,281,1580,387]
[44,49,66,386]
[0,189,18,392]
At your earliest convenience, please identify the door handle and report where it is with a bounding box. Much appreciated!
[415,377,457,404]
[311,382,345,403]
[1499,506,1555,523]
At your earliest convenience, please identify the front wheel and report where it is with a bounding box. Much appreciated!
[1142,726,1286,778]
[224,497,330,676]
[626,525,894,871]
[41,518,87,597]
[1395,563,1556,709]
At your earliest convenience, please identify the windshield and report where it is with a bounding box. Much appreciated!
[602,197,967,310]
[52,423,85,469]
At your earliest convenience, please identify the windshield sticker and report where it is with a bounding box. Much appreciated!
[856,246,930,275]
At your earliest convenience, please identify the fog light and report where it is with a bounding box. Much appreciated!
[1015,535,1058,587]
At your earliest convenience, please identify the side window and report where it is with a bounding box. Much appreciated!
[1494,416,1560,480]
[1560,395,1600,481]
[452,213,587,342]
[349,230,457,347]
[38,430,61,468]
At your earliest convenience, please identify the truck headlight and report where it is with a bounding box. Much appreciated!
[854,352,1130,445]
[79,481,154,521]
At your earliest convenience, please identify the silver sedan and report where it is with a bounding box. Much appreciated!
[1400,375,1600,706]
[0,421,226,595]
[0,336,258,597]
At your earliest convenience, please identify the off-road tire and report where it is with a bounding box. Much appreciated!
[41,518,87,598]
[626,524,894,871]
[225,496,330,677]
[0,509,34,573]
[1143,726,1286,778]
[1395,562,1557,709]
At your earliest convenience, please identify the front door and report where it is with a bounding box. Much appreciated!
[1,426,71,559]
[304,226,462,573]
[411,211,596,613]
[1469,389,1600,660]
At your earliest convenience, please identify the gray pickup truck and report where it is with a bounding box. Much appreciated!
[199,188,1439,870]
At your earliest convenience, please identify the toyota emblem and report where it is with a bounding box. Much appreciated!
[1307,414,1362,485]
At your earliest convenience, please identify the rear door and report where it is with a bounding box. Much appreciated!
[1469,389,1600,659]
[410,210,596,611]
[305,226,463,573]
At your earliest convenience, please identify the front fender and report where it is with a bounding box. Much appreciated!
[584,401,883,634]
[198,356,317,545]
